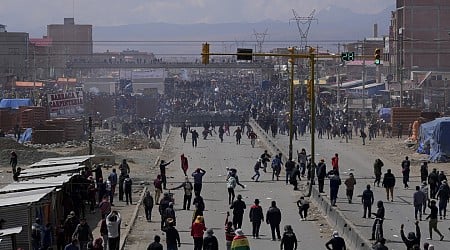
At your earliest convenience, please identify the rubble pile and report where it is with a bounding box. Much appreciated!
[93,129,160,150]
[0,137,61,166]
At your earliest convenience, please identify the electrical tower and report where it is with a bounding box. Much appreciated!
[253,28,268,53]
[290,9,318,51]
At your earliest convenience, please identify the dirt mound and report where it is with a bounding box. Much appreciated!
[67,145,116,157]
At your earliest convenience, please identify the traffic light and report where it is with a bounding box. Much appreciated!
[306,80,313,100]
[202,43,210,65]
[374,48,381,65]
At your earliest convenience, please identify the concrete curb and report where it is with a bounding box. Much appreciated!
[120,128,173,249]
[249,119,372,250]
[120,186,147,249]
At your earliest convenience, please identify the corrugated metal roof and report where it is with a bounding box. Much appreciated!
[19,164,83,179]
[29,155,94,168]
[0,188,54,207]
[0,226,23,236]
[0,174,74,193]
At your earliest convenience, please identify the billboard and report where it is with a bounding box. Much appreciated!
[48,91,84,118]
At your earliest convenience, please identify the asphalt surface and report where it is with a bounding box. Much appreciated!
[268,129,450,249]
[124,127,328,249]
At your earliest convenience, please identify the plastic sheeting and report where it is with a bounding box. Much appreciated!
[19,128,32,144]
[0,99,32,109]
[417,117,450,162]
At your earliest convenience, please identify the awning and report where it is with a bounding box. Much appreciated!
[29,155,95,168]
[19,164,84,179]
[0,188,54,207]
[0,175,75,193]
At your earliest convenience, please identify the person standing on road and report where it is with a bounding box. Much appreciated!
[360,129,367,145]
[428,168,439,199]
[285,158,296,185]
[10,151,18,175]
[297,197,310,221]
[191,215,206,250]
[317,159,327,193]
[297,148,307,177]
[373,159,384,187]
[249,199,264,239]
[413,186,426,221]
[331,153,339,174]
[402,156,411,189]
[225,212,236,250]
[280,225,297,250]
[290,165,301,191]
[420,181,429,215]
[362,184,374,218]
[266,200,282,241]
[436,180,450,219]
[400,221,421,249]
[234,127,243,144]
[192,168,206,195]
[190,129,199,147]
[227,173,237,205]
[159,159,174,190]
[203,228,219,250]
[382,169,396,202]
[230,194,246,229]
[248,130,257,148]
[370,201,385,240]
[118,159,130,201]
[159,193,173,230]
[219,125,225,143]
[325,231,346,250]
[180,154,189,176]
[261,150,271,173]
[271,153,283,181]
[231,229,250,250]
[163,218,181,250]
[344,173,356,203]
[421,162,429,183]
[171,176,193,210]
[329,169,341,207]
[106,211,121,250]
[251,159,262,182]
[181,124,188,142]
[108,169,118,205]
[147,235,163,250]
[154,175,163,205]
[192,192,205,222]
[426,199,444,241]
[123,174,133,205]
[143,190,154,222]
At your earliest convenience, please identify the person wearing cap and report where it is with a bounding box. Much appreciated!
[231,229,250,250]
[249,198,264,239]
[325,231,346,250]
[163,218,181,250]
[191,216,206,250]
[413,186,426,221]
[171,176,193,210]
[230,194,246,229]
[72,217,93,250]
[317,159,327,193]
[203,228,219,250]
[437,179,449,219]
[251,159,262,182]
[344,173,356,203]
[280,225,297,250]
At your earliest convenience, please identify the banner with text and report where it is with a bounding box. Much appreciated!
[48,91,84,118]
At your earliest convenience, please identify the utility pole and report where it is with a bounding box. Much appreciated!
[399,28,404,107]
[362,38,366,110]
[88,116,93,155]
[307,48,316,197]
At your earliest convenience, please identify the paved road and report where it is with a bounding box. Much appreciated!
[264,127,450,249]
[124,127,329,249]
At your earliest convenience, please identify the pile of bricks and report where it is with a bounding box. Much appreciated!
[391,107,422,135]
[19,106,49,129]
[0,108,17,132]
[33,118,85,144]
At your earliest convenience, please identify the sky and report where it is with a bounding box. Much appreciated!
[1,0,394,31]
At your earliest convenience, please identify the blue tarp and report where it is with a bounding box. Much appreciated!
[19,128,32,144]
[0,99,32,109]
[417,117,450,162]
[378,108,391,123]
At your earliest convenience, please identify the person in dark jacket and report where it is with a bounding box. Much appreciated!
[230,194,246,229]
[401,156,411,188]
[362,184,374,218]
[373,159,384,187]
[420,162,429,183]
[325,231,346,250]
[123,174,133,205]
[370,201,385,240]
[249,199,264,239]
[143,191,154,222]
[317,159,327,193]
[163,218,181,250]
[428,168,439,199]
[290,166,301,190]
[382,169,396,202]
[372,238,388,250]
[329,170,341,206]
[203,228,219,250]
[266,201,282,241]
[400,221,421,250]
[147,235,163,250]
[280,225,297,250]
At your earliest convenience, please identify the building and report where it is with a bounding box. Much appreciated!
[47,18,93,77]
[0,24,30,81]
[390,0,450,78]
